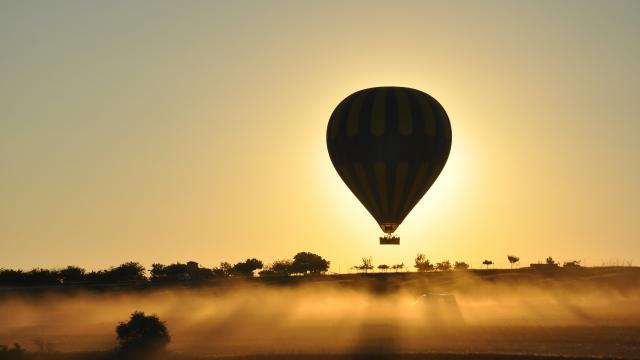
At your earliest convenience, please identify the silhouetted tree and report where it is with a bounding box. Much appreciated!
[354,257,374,273]
[391,263,405,272]
[212,262,233,276]
[150,262,213,281]
[507,255,520,269]
[58,266,86,283]
[290,252,330,275]
[271,259,293,274]
[454,261,469,270]
[414,254,434,272]
[160,262,192,281]
[24,268,60,286]
[82,262,145,283]
[232,258,263,276]
[482,259,493,269]
[259,259,293,277]
[377,264,389,272]
[435,260,452,271]
[108,262,146,282]
[84,270,109,283]
[150,263,165,281]
[0,269,26,286]
[546,256,557,265]
[116,311,170,355]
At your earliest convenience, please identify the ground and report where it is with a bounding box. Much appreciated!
[2,268,639,359]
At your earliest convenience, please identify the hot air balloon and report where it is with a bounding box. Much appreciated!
[326,87,452,245]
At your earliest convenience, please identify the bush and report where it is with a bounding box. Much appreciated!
[116,311,170,352]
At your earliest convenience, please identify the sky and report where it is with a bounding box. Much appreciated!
[1,0,639,272]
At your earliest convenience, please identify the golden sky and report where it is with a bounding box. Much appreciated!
[1,1,639,271]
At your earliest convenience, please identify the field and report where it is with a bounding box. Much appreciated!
[1,268,639,360]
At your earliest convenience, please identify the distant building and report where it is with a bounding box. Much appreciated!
[530,263,559,271]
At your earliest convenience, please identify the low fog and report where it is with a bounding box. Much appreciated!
[1,271,640,357]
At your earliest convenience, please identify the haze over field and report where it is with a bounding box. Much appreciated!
[2,272,640,357]
[1,0,640,272]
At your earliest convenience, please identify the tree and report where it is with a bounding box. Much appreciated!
[58,266,86,283]
[23,268,60,286]
[507,255,520,269]
[116,311,170,352]
[435,260,452,271]
[454,261,469,270]
[546,256,557,265]
[391,263,405,272]
[259,259,293,277]
[482,259,493,269]
[151,262,213,281]
[212,262,233,276]
[108,262,146,282]
[377,264,389,272]
[271,259,292,274]
[354,257,374,273]
[290,252,330,275]
[149,263,166,281]
[232,258,263,276]
[0,269,25,286]
[414,254,434,272]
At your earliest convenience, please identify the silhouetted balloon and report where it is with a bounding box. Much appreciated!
[326,87,451,236]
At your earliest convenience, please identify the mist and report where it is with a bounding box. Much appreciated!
[2,272,640,357]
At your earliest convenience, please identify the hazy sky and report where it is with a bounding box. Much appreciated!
[1,1,639,271]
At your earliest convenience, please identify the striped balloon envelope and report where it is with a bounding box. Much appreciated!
[326,87,452,244]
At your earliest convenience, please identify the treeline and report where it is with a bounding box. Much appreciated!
[353,253,583,273]
[352,254,470,273]
[0,252,330,287]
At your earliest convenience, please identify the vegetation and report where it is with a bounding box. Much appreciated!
[116,311,170,353]
[0,252,333,286]
[0,252,613,288]
[507,255,520,269]
[213,262,234,276]
[232,258,264,276]
[435,260,452,271]
[354,257,374,273]
[414,254,434,272]
[290,252,330,275]
[259,259,294,276]
[151,261,213,281]
[391,263,405,272]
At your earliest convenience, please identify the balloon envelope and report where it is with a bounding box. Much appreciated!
[326,87,452,234]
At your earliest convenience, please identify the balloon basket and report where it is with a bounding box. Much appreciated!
[379,235,400,245]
